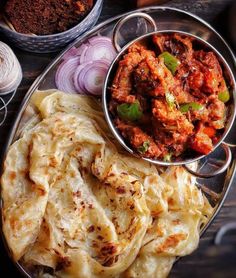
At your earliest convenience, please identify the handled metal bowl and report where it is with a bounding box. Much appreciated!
[102,12,236,178]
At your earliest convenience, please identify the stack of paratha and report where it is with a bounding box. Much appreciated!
[1,90,213,278]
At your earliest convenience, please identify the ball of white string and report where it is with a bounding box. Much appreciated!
[0,41,22,95]
[0,42,22,126]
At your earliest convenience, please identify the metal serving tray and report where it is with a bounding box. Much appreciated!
[1,6,236,277]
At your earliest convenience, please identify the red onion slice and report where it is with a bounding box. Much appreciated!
[77,43,89,56]
[73,62,92,94]
[80,36,116,63]
[55,57,80,94]
[81,60,110,96]
[62,47,79,61]
[88,36,113,45]
[79,45,89,65]
[56,36,116,96]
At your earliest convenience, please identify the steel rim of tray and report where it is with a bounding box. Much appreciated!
[0,6,236,278]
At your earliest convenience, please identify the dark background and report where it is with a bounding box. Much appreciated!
[0,0,236,277]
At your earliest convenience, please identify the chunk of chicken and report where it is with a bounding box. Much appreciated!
[152,100,194,155]
[189,124,213,155]
[111,43,155,103]
[153,34,193,60]
[152,99,194,135]
[115,119,165,159]
[194,51,226,95]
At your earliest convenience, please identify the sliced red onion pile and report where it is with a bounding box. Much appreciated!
[55,36,116,96]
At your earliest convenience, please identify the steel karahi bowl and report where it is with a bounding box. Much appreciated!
[0,0,103,53]
[103,12,236,178]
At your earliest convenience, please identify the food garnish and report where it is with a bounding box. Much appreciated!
[117,101,143,121]
[179,102,203,113]
[159,51,180,74]
[56,36,116,96]
[163,152,172,162]
[137,141,150,153]
[55,57,80,94]
[218,89,230,103]
[165,92,176,109]
[73,60,110,96]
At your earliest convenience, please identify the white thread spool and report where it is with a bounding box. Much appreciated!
[0,42,22,126]
[0,41,22,95]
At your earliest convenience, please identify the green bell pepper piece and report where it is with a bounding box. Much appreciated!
[117,101,143,121]
[137,141,150,154]
[218,89,230,103]
[159,51,180,75]
[179,102,203,113]
[163,153,172,162]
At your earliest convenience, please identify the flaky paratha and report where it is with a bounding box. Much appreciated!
[1,90,213,278]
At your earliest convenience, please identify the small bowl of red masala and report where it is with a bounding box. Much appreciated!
[103,30,236,167]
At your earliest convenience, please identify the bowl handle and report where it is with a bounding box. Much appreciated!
[214,222,236,245]
[113,12,157,52]
[183,142,232,179]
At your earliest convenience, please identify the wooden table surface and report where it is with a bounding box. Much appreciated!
[0,0,236,277]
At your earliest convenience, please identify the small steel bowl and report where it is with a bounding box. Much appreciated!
[103,12,236,178]
[0,0,103,53]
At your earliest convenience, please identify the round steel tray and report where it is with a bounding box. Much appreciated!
[1,6,236,278]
